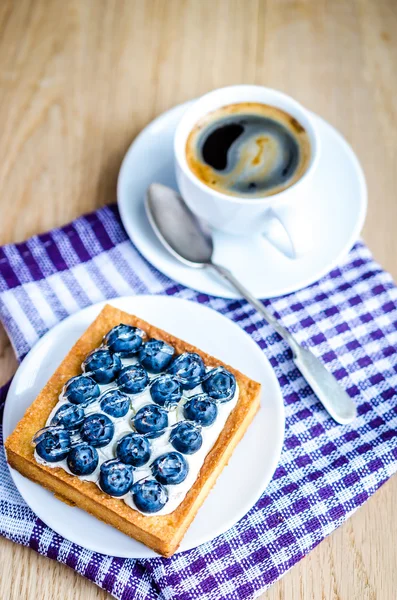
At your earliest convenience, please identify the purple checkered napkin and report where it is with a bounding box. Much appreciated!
[1,205,397,600]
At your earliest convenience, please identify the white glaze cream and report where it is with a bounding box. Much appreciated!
[35,354,239,516]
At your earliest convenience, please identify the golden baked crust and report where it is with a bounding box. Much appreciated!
[5,304,261,557]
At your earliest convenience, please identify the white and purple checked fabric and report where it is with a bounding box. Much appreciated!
[1,205,397,600]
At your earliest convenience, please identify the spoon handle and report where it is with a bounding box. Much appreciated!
[210,262,357,425]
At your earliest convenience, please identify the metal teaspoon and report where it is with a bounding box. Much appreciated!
[145,183,357,425]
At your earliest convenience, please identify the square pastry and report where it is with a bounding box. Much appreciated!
[5,304,261,556]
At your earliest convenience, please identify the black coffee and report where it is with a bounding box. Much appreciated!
[186,102,311,198]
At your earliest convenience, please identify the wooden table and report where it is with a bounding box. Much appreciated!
[0,1,396,598]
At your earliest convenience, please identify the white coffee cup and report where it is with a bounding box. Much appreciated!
[174,85,320,258]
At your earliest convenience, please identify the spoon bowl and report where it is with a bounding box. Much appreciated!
[146,184,213,268]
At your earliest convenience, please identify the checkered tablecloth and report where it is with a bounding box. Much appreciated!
[1,205,397,600]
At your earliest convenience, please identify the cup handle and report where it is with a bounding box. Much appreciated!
[261,205,313,259]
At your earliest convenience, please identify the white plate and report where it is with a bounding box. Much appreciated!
[3,296,284,558]
[117,102,367,299]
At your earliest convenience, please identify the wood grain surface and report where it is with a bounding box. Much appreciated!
[0,1,396,598]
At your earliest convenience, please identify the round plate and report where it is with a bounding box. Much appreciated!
[118,102,367,299]
[3,296,284,558]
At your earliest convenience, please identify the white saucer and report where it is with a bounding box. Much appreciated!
[3,296,284,558]
[118,102,367,299]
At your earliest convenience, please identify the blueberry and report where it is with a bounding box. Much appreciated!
[67,443,98,476]
[34,428,71,463]
[183,394,218,427]
[80,413,115,448]
[82,348,121,384]
[170,421,202,454]
[63,375,100,405]
[51,403,85,430]
[100,389,130,418]
[133,405,168,439]
[151,451,188,485]
[168,353,205,390]
[138,339,175,373]
[150,374,182,407]
[103,323,145,357]
[117,365,149,395]
[116,433,151,467]
[202,368,236,402]
[132,479,168,513]
[99,459,134,497]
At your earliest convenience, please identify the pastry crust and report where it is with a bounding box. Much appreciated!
[5,304,261,557]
